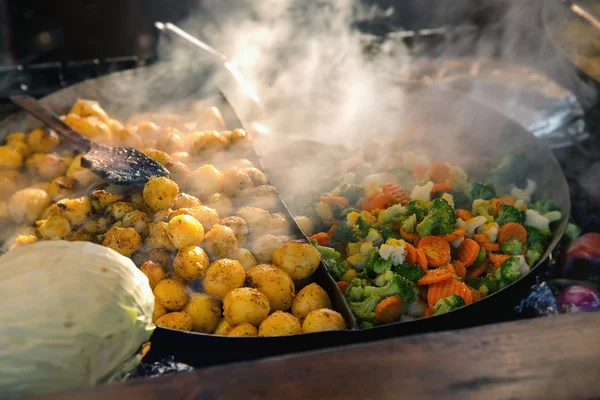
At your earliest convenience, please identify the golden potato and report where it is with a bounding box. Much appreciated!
[122,210,150,236]
[155,312,193,331]
[173,193,202,209]
[171,206,219,230]
[173,245,210,280]
[273,240,321,280]
[258,311,302,336]
[182,292,222,333]
[294,216,314,236]
[27,127,60,152]
[244,167,269,186]
[165,161,191,187]
[8,140,31,158]
[91,189,124,209]
[236,206,270,231]
[154,278,189,310]
[223,287,270,326]
[190,164,223,197]
[221,167,253,197]
[247,264,295,311]
[190,130,228,153]
[64,114,112,143]
[0,173,19,200]
[0,146,23,169]
[250,234,283,264]
[5,131,26,143]
[113,127,143,149]
[37,215,71,240]
[146,222,175,250]
[8,188,51,224]
[103,227,142,257]
[69,99,110,122]
[171,151,192,164]
[302,309,346,333]
[82,216,110,234]
[152,208,173,223]
[56,196,93,226]
[203,224,238,258]
[256,213,290,236]
[67,229,93,242]
[47,176,77,201]
[240,185,280,210]
[8,234,38,251]
[232,248,257,271]
[157,128,185,153]
[66,154,99,186]
[153,299,167,322]
[145,248,171,268]
[218,216,248,246]
[36,153,68,180]
[140,261,167,289]
[203,192,233,217]
[291,283,333,321]
[143,176,179,211]
[167,214,204,249]
[107,201,135,220]
[214,318,234,335]
[227,324,258,337]
[203,259,246,299]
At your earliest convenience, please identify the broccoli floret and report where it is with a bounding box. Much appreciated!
[363,271,417,303]
[405,200,428,220]
[416,198,456,237]
[530,199,558,215]
[401,214,417,233]
[432,295,466,315]
[377,223,402,241]
[501,239,523,255]
[526,226,552,246]
[466,182,497,201]
[355,217,371,239]
[360,321,375,329]
[330,204,345,220]
[496,203,525,225]
[472,200,493,220]
[339,184,366,205]
[364,253,392,278]
[378,204,406,224]
[332,224,356,243]
[345,278,369,301]
[526,241,545,265]
[311,241,348,280]
[449,190,471,209]
[349,294,381,324]
[481,274,500,295]
[391,263,425,282]
[500,256,521,284]
[565,222,581,244]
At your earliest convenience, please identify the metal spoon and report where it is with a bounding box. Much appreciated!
[565,0,600,31]
[11,95,169,186]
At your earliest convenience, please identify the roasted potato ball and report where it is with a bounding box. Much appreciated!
[27,127,60,153]
[273,240,321,280]
[153,299,167,322]
[173,245,210,280]
[174,193,202,209]
[218,216,248,246]
[64,114,112,143]
[291,283,333,321]
[66,154,99,186]
[203,192,233,217]
[302,309,346,333]
[223,287,270,326]
[157,129,186,153]
[190,164,223,197]
[8,188,51,225]
[214,318,234,335]
[155,312,193,331]
[244,167,269,186]
[67,229,93,242]
[146,222,175,250]
[122,210,150,236]
[142,148,174,167]
[37,215,71,240]
[70,99,110,122]
[246,264,295,311]
[203,224,238,258]
[250,234,284,264]
[113,127,143,149]
[0,146,23,169]
[81,215,110,234]
[203,259,246,299]
[256,213,290,236]
[232,248,257,271]
[221,167,253,197]
[56,196,93,226]
[152,208,173,223]
[294,216,314,236]
[32,153,68,180]
[7,140,31,158]
[190,130,228,153]
[5,131,26,143]
[47,176,76,201]
[236,206,270,231]
[140,261,167,289]
[182,293,222,333]
[107,201,136,220]
[143,176,179,211]
[167,214,204,249]
[240,185,279,210]
[259,311,302,336]
[171,151,192,164]
[91,190,124,209]
[227,324,258,337]
[165,161,191,187]
[145,248,171,268]
[0,173,19,200]
[171,205,219,230]
[103,227,142,257]
[154,278,189,310]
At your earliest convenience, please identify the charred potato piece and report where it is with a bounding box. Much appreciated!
[103,227,142,257]
[203,224,238,258]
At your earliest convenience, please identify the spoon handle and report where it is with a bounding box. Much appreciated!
[10,95,92,152]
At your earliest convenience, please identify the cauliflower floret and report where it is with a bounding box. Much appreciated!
[477,222,499,243]
[463,216,488,237]
[402,152,430,170]
[510,179,537,204]
[524,209,550,230]
[545,211,562,223]
[379,243,407,266]
[515,255,531,275]
[365,228,383,246]
[360,241,374,255]
[441,193,454,208]
[411,181,434,202]
[450,236,465,248]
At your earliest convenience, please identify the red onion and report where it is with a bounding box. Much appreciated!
[561,233,600,281]
[556,285,600,313]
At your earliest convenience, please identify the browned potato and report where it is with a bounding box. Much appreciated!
[167,214,204,249]
[218,216,248,246]
[236,206,270,232]
[203,193,233,217]
[302,309,346,333]
[223,287,270,326]
[146,222,175,250]
[227,324,258,337]
[258,311,302,336]
[203,259,246,299]
[37,215,71,240]
[56,196,93,226]
[214,318,234,335]
[8,188,51,225]
[140,261,167,289]
[173,245,210,280]
[246,264,295,311]
[142,148,173,166]
[190,164,223,197]
[47,176,76,202]
[250,234,284,264]
[91,189,123,209]
[291,283,333,321]
[155,311,193,331]
[66,154,99,186]
[182,293,222,333]
[70,99,110,122]
[232,248,257,271]
[143,176,179,211]
[154,278,189,310]
[240,185,279,210]
[27,127,60,152]
[103,227,142,257]
[244,167,269,186]
[171,205,219,230]
[153,299,167,322]
[174,193,202,209]
[203,223,238,258]
[165,160,191,187]
[221,167,253,197]
[272,240,321,280]
[107,201,135,220]
[145,248,171,268]
[122,210,150,236]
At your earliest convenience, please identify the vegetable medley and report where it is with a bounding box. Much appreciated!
[0,99,346,336]
[296,157,563,328]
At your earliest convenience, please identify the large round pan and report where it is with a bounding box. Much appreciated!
[0,64,569,369]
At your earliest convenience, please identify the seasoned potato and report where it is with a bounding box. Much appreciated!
[165,161,191,187]
[171,151,192,164]
[154,278,189,310]
[190,130,228,153]
[56,196,93,226]
[223,287,270,326]
[37,215,71,240]
[294,216,314,236]
[5,131,26,143]
[27,127,60,152]
[214,318,234,335]
[273,240,321,280]
[190,164,223,197]
[302,309,346,333]
[167,214,204,249]
[232,247,257,271]
[174,193,202,209]
[113,127,143,149]
[182,293,222,333]
[155,312,193,331]
[0,173,19,200]
[291,283,333,321]
[8,188,51,224]
[122,210,150,236]
[173,245,210,280]
[246,264,295,311]
[203,224,238,258]
[143,176,179,211]
[142,148,174,166]
[35,153,68,180]
[140,261,167,289]
[240,185,279,210]
[257,213,290,236]
[145,248,171,268]
[259,311,302,336]
[219,216,248,246]
[244,167,269,186]
[203,259,246,299]
[91,190,124,209]
[227,324,258,337]
[66,154,99,186]
[221,167,253,197]
[236,206,270,232]
[47,176,76,201]
[70,99,110,122]
[157,129,185,153]
[64,114,112,143]
[152,208,173,223]
[0,146,23,169]
[107,201,135,220]
[146,222,175,250]
[8,139,31,159]
[171,206,219,230]
[67,229,93,242]
[250,234,284,264]
[103,227,142,257]
[203,192,233,217]
[153,299,167,322]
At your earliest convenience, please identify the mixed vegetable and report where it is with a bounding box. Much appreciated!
[297,157,564,328]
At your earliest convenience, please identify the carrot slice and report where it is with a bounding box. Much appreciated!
[404,242,418,264]
[445,263,457,275]
[431,182,454,194]
[498,222,527,245]
[466,262,488,280]
[375,296,404,324]
[482,242,500,252]
[473,233,489,244]
[416,248,428,272]
[382,182,409,205]
[337,281,349,291]
[320,195,349,208]
[430,162,450,183]
[417,268,453,285]
[489,197,516,217]
[400,227,420,242]
[361,193,393,212]
[424,307,434,318]
[413,165,428,180]
[417,236,451,267]
[457,239,480,267]
[452,260,467,279]
[440,227,466,242]
[309,232,330,246]
[327,224,338,237]
[489,253,511,269]
[427,278,473,307]
[456,209,474,221]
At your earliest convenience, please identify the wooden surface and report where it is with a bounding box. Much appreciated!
[31,312,600,400]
